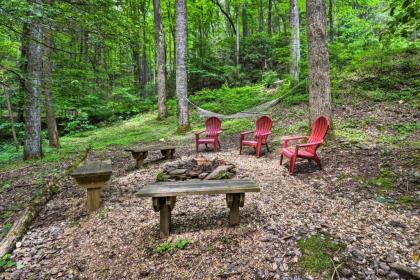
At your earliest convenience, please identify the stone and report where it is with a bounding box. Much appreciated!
[342,268,352,277]
[379,262,390,271]
[198,172,208,179]
[11,270,22,280]
[204,165,235,180]
[386,254,397,263]
[387,271,399,279]
[255,269,265,279]
[351,249,364,261]
[168,169,187,176]
[16,242,22,248]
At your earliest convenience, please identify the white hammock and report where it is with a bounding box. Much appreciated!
[187,79,306,119]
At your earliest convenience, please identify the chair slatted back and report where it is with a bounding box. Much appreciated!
[254,116,273,141]
[306,116,330,154]
[205,117,222,138]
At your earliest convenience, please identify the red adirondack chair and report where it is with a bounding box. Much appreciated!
[280,116,330,175]
[240,116,273,158]
[194,117,222,152]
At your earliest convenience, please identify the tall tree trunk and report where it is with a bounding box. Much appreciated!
[3,86,19,151]
[224,0,231,38]
[281,14,288,35]
[258,0,264,32]
[23,0,44,160]
[153,0,167,119]
[306,0,333,124]
[242,2,248,37]
[328,0,334,43]
[290,0,300,85]
[268,0,273,36]
[175,0,189,131]
[43,36,60,148]
[132,47,142,96]
[235,3,240,66]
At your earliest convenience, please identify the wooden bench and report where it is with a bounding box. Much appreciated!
[71,160,112,212]
[137,179,259,237]
[125,145,177,168]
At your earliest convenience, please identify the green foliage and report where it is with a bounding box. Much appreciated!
[0,180,12,194]
[1,223,12,240]
[63,112,97,135]
[156,239,191,254]
[368,169,395,193]
[190,85,271,115]
[0,253,15,269]
[298,234,346,275]
[261,71,279,88]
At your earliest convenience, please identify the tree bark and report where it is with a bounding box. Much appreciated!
[42,38,60,148]
[235,3,240,66]
[258,0,264,32]
[268,0,273,36]
[175,0,189,131]
[153,0,167,119]
[242,2,248,37]
[306,0,333,124]
[224,0,231,38]
[328,0,334,43]
[290,0,300,85]
[23,0,44,160]
[3,86,19,151]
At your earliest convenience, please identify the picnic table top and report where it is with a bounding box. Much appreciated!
[124,144,178,153]
[71,159,112,178]
[137,179,259,197]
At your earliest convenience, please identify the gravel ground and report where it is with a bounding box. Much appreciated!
[2,144,419,280]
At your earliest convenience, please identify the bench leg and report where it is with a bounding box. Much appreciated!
[152,197,176,237]
[86,187,101,212]
[133,151,148,168]
[226,193,245,226]
[161,149,171,159]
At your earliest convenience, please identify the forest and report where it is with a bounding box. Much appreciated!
[0,0,419,279]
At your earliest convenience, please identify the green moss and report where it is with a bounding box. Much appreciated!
[298,234,346,275]
[397,195,419,206]
[156,172,170,182]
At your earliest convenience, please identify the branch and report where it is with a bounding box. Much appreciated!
[211,0,236,34]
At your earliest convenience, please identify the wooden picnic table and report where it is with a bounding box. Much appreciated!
[125,144,177,168]
[137,179,259,237]
[71,159,112,212]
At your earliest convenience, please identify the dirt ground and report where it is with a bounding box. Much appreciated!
[0,102,419,280]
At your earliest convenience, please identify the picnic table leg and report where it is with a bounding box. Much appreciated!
[226,193,245,226]
[74,179,110,213]
[133,151,148,168]
[152,197,176,237]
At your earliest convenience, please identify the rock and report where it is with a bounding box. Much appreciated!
[204,165,235,180]
[255,269,265,279]
[10,270,22,280]
[386,254,397,263]
[198,172,208,179]
[379,262,390,271]
[389,221,407,228]
[351,249,364,261]
[272,263,278,271]
[342,268,353,277]
[387,271,399,279]
[378,269,387,276]
[168,169,187,176]
[16,242,22,248]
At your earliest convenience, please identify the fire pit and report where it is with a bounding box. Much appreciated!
[157,156,236,182]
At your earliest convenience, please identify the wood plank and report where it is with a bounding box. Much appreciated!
[137,179,259,197]
[72,160,112,177]
[125,145,177,153]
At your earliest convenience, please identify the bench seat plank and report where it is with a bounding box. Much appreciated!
[137,179,259,197]
[124,144,177,153]
[72,159,112,178]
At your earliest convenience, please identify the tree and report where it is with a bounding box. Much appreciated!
[268,0,273,36]
[153,0,167,119]
[306,0,333,124]
[23,0,44,159]
[290,0,300,85]
[328,0,334,43]
[242,2,249,37]
[175,0,189,131]
[43,39,60,148]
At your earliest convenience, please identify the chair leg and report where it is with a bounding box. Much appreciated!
[289,155,296,175]
[313,155,322,170]
[239,141,242,155]
[196,142,199,153]
[266,142,270,153]
[256,144,261,158]
[280,154,283,165]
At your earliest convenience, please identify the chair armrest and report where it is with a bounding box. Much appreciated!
[260,132,271,136]
[282,135,308,141]
[240,131,253,136]
[282,135,308,148]
[295,141,324,152]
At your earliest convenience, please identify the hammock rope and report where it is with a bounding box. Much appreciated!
[187,78,307,119]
